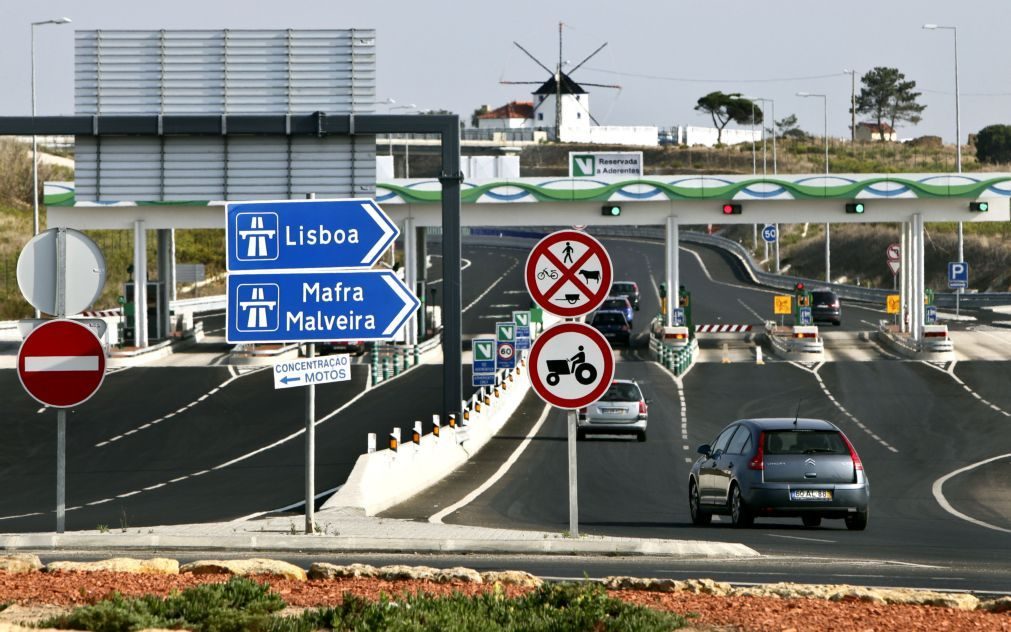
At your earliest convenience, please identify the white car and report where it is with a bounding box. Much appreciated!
[577,379,648,442]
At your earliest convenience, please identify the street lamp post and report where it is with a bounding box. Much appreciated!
[843,69,857,142]
[923,23,963,264]
[798,92,830,282]
[391,103,418,178]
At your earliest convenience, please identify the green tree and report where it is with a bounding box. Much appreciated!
[976,124,1011,164]
[694,92,760,144]
[470,105,490,128]
[854,67,926,139]
[774,114,806,139]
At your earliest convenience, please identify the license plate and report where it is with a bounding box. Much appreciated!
[601,407,624,414]
[790,489,832,501]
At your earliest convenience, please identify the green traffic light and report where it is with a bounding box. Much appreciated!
[854,203,864,213]
[971,201,989,212]
[609,206,620,216]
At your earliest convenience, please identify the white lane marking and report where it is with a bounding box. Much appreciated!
[426,257,472,285]
[654,358,692,450]
[767,533,837,543]
[921,360,1011,418]
[932,453,1011,534]
[736,298,765,322]
[25,356,99,372]
[230,484,344,522]
[0,512,44,522]
[430,403,552,524]
[462,256,519,313]
[116,491,142,498]
[95,366,270,447]
[789,362,898,453]
[86,498,112,506]
[36,407,45,414]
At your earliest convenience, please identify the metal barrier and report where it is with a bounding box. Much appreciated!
[649,333,697,376]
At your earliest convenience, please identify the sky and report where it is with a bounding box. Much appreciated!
[3,0,1009,143]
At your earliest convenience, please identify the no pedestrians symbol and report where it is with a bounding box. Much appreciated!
[525,230,613,318]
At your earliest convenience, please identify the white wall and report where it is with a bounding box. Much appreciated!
[460,156,520,179]
[532,93,591,131]
[560,125,658,146]
[681,126,762,148]
[477,117,531,130]
[376,155,395,181]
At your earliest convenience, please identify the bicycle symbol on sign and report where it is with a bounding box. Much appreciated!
[537,268,559,280]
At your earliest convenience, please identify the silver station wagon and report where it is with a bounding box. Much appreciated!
[688,418,869,530]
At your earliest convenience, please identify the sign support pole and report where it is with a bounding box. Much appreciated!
[566,409,578,538]
[304,192,316,535]
[56,409,66,533]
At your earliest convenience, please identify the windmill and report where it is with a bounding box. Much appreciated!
[501,22,620,140]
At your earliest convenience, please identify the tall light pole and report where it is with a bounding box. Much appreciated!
[923,23,963,264]
[798,92,830,282]
[843,69,857,142]
[391,103,418,178]
[31,17,72,239]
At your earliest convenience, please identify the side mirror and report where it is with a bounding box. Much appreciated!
[697,444,711,457]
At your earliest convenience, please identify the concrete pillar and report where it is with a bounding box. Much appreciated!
[403,217,418,346]
[157,229,174,338]
[665,215,679,327]
[133,220,148,348]
[825,223,831,283]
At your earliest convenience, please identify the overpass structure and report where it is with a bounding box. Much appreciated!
[44,172,1011,346]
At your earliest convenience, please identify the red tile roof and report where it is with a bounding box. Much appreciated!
[478,101,534,120]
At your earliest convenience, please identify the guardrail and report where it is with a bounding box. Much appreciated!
[370,334,442,383]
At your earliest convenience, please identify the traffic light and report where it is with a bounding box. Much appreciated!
[659,282,667,299]
[970,201,989,212]
[722,203,742,215]
[797,294,811,307]
[601,204,622,216]
[845,202,865,214]
[795,282,805,292]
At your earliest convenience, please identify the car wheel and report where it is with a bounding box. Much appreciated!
[636,430,646,442]
[833,320,841,327]
[689,479,711,526]
[802,515,822,528]
[576,429,587,441]
[845,510,868,531]
[729,484,754,528]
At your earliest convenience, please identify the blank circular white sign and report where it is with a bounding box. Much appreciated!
[17,228,106,317]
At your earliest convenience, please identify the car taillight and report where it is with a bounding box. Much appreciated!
[638,401,647,415]
[831,302,839,308]
[840,433,863,471]
[578,407,587,419]
[748,431,765,470]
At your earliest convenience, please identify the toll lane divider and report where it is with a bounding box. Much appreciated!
[875,321,955,357]
[648,334,698,376]
[322,362,531,516]
[763,321,824,356]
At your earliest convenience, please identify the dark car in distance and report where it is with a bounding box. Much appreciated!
[687,418,869,530]
[811,290,842,326]
[599,296,634,325]
[610,281,640,311]
[590,311,632,348]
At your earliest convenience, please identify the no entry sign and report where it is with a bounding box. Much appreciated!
[528,322,615,410]
[525,230,613,318]
[18,320,106,408]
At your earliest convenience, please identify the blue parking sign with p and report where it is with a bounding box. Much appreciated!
[947,261,968,289]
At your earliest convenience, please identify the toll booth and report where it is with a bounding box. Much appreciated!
[678,286,694,339]
[121,281,163,345]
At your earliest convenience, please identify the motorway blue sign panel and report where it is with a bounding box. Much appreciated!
[762,225,778,243]
[925,305,938,324]
[798,306,813,326]
[947,261,969,289]
[226,270,419,343]
[672,308,685,326]
[226,198,398,272]
[472,338,496,374]
[472,373,496,387]
[516,335,531,351]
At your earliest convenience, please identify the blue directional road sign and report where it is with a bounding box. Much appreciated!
[947,261,969,289]
[762,225,778,243]
[798,306,813,326]
[473,373,496,387]
[226,198,399,272]
[672,308,686,326]
[226,269,419,343]
[925,305,938,324]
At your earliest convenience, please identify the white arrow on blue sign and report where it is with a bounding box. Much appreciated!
[226,198,399,272]
[226,269,419,344]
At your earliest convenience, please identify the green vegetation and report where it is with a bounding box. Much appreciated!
[854,66,926,133]
[694,91,761,145]
[41,577,690,632]
[976,124,1011,164]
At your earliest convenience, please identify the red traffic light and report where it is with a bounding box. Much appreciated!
[795,282,805,291]
[721,203,741,215]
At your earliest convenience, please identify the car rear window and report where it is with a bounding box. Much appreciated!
[593,312,626,325]
[600,382,642,402]
[612,283,635,294]
[812,292,838,304]
[764,430,848,455]
[602,299,627,310]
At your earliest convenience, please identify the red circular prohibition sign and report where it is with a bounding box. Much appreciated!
[18,319,106,408]
[525,230,613,318]
[528,322,615,410]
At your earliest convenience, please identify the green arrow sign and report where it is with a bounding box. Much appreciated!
[496,322,515,342]
[513,311,530,327]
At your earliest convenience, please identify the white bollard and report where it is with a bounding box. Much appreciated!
[756,346,764,365]
[367,433,376,454]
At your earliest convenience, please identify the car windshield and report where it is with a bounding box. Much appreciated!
[764,430,848,455]
[593,312,626,325]
[602,299,627,310]
[600,383,642,402]
[611,283,635,294]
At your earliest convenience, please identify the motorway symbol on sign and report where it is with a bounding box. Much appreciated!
[513,311,530,327]
[774,295,792,315]
[886,294,900,314]
[473,338,496,374]
[925,305,938,324]
[525,230,613,318]
[226,198,399,272]
[18,319,106,408]
[496,322,515,342]
[762,225,778,243]
[798,306,813,326]
[528,322,615,410]
[887,259,901,276]
[947,261,969,289]
[226,270,419,343]
[672,308,685,326]
[886,243,901,262]
[273,354,351,390]
[496,340,516,369]
[17,228,107,317]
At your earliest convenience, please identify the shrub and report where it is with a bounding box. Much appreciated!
[975,124,1011,164]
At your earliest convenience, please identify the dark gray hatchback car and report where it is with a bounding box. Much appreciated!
[687,418,869,530]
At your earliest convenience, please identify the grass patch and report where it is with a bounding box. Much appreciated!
[41,577,690,632]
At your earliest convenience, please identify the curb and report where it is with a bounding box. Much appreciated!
[0,533,758,558]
